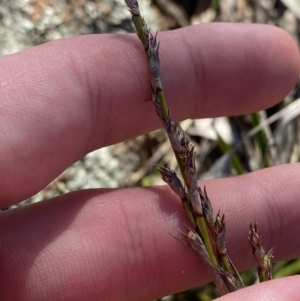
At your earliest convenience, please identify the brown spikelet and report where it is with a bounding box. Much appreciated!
[248,223,273,281]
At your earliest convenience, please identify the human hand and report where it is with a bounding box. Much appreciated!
[0,23,299,300]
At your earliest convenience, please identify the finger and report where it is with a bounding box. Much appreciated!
[0,23,299,205]
[216,276,300,300]
[0,164,299,300]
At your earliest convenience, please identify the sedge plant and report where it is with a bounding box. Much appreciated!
[124,0,273,297]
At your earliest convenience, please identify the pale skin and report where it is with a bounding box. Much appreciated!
[0,23,299,300]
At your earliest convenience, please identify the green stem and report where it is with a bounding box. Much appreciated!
[132,16,150,60]
[157,90,168,122]
[259,270,267,282]
[197,217,218,267]
[221,255,232,274]
[183,201,196,226]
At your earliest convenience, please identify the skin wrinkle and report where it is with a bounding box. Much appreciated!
[86,38,117,150]
[131,243,157,300]
[88,34,149,149]
[144,219,193,298]
[193,36,207,116]
[147,220,173,299]
[179,29,204,118]
[272,193,299,257]
[144,261,159,300]
[254,170,299,258]
[258,187,282,257]
[158,33,188,117]
[122,197,160,301]
[199,26,235,114]
[65,42,97,149]
[28,48,88,144]
[60,39,106,154]
[165,31,201,120]
[88,83,111,151]
[121,204,141,301]
[241,174,277,250]
[118,188,191,299]
[153,253,168,299]
[32,45,86,118]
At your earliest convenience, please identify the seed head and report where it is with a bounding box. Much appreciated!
[213,213,227,256]
[149,33,162,90]
[200,186,214,225]
[166,118,190,155]
[248,223,273,281]
[158,165,187,201]
[124,0,140,16]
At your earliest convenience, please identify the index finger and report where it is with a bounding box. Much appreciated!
[0,23,299,205]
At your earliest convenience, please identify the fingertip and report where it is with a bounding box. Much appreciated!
[214,24,300,114]
[261,25,300,98]
[217,276,300,300]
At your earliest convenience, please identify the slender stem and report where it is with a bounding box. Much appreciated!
[174,152,187,185]
[197,216,218,266]
[156,90,168,122]
[132,15,149,60]
[221,255,232,275]
[183,201,196,225]
[259,270,267,282]
[126,0,218,274]
[130,3,218,268]
[132,13,197,227]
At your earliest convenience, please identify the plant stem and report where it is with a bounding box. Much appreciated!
[197,216,218,266]
[126,0,218,272]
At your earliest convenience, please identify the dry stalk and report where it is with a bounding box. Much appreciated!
[124,0,272,296]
